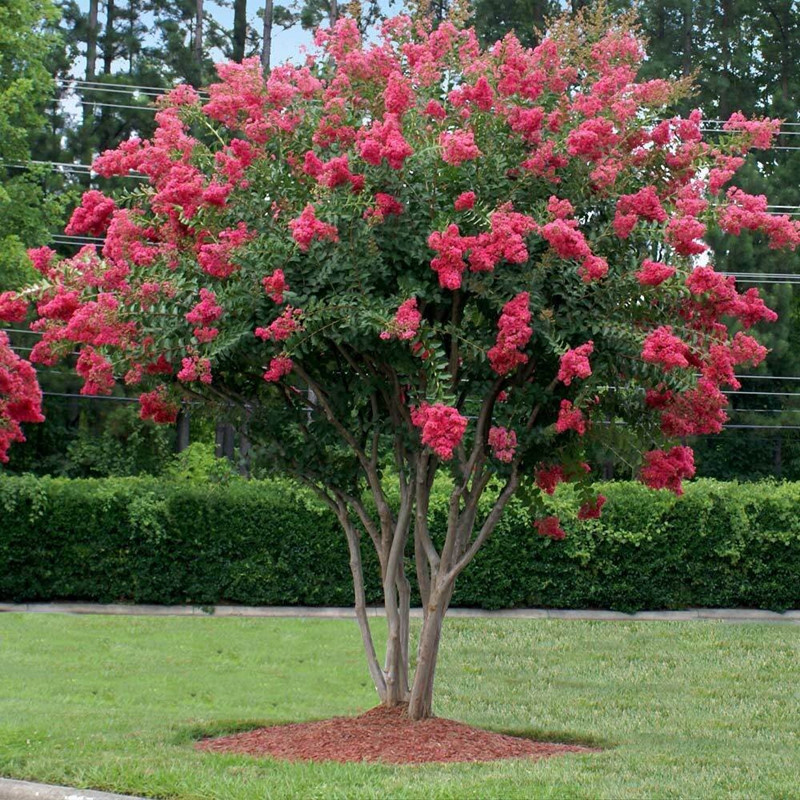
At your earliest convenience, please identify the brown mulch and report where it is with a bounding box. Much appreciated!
[195,704,598,764]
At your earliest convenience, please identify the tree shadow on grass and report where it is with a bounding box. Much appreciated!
[493,726,611,750]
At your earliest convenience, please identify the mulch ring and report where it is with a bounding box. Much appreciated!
[195,704,599,764]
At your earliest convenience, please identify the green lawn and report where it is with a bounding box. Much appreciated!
[0,614,798,799]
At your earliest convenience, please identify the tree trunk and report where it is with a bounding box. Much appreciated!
[233,0,247,62]
[408,583,452,720]
[103,0,115,75]
[175,408,190,453]
[86,0,99,81]
[261,0,273,75]
[194,0,204,84]
[382,556,411,705]
[681,0,693,78]
[329,0,339,27]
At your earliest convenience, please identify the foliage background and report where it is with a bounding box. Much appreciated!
[2,475,799,610]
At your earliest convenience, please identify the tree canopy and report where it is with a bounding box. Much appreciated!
[2,5,799,717]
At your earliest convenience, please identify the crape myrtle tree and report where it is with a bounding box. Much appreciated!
[2,5,798,719]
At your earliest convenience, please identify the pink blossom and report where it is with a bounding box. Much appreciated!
[262,269,288,303]
[555,399,587,435]
[289,205,339,251]
[185,289,223,326]
[255,307,303,342]
[640,446,695,495]
[357,115,414,169]
[0,292,28,323]
[428,224,468,290]
[197,222,254,278]
[381,298,421,341]
[488,292,532,375]
[263,356,293,382]
[546,196,574,220]
[488,426,517,462]
[177,355,212,384]
[75,347,115,395]
[27,246,57,276]
[642,326,690,370]
[535,463,565,494]
[454,191,476,211]
[540,218,591,260]
[579,254,609,282]
[578,495,606,520]
[557,341,594,386]
[439,129,482,165]
[534,516,566,540]
[410,402,468,460]
[383,72,415,114]
[723,112,781,150]
[636,259,675,286]
[66,190,117,237]
[139,386,179,424]
[366,193,404,221]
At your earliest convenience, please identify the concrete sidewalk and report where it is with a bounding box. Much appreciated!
[0,778,146,800]
[1,602,798,623]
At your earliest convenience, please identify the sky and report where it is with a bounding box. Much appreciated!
[73,0,398,71]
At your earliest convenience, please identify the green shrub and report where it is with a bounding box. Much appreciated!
[1,476,799,610]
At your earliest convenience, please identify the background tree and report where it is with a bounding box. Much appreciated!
[2,8,795,717]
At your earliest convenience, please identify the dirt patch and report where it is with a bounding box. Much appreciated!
[195,705,598,764]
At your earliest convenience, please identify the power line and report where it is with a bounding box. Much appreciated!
[56,77,209,98]
[50,98,158,113]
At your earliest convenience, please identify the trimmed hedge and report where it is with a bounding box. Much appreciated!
[1,475,799,611]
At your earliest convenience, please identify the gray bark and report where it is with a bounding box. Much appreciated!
[261,0,273,74]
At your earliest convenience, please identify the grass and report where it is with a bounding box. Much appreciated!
[0,614,798,799]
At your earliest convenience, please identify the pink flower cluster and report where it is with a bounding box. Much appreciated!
[535,463,565,494]
[722,112,781,150]
[578,495,606,520]
[487,292,532,375]
[263,355,293,382]
[651,380,729,437]
[555,399,587,435]
[197,222,253,278]
[358,115,414,169]
[454,191,476,211]
[255,307,303,342]
[263,269,288,303]
[636,259,675,286]
[289,204,340,251]
[612,186,667,239]
[380,298,421,341]
[642,326,691,371]
[640,446,695,495]
[410,402,468,460]
[0,292,28,323]
[365,193,404,221]
[0,331,44,462]
[488,426,517,462]
[439,129,482,166]
[139,386,179,424]
[428,208,537,290]
[534,516,566,540]
[719,188,800,250]
[177,354,212,384]
[66,191,117,237]
[303,152,364,192]
[557,342,594,385]
[185,289,223,327]
[75,347,115,395]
